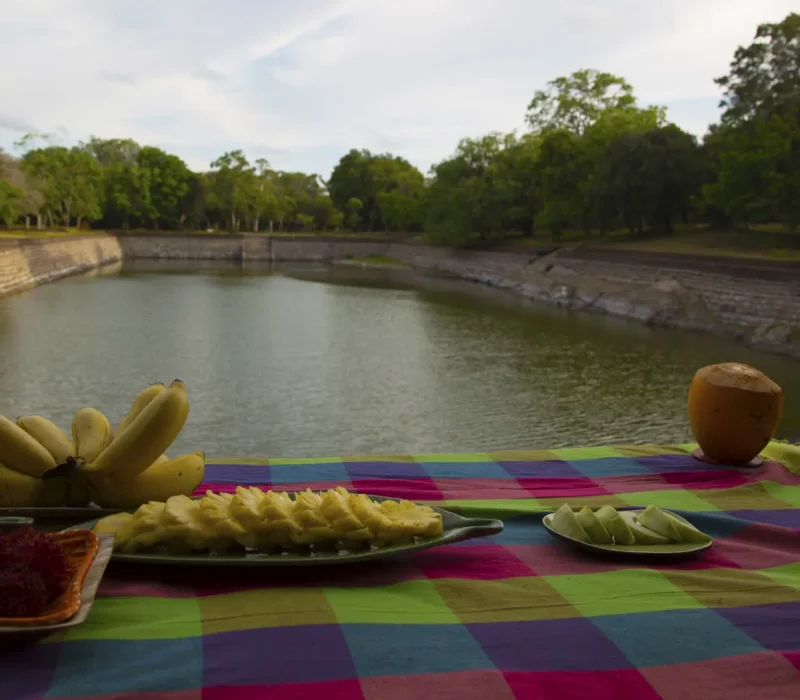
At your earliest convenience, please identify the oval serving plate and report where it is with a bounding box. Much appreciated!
[69,496,504,567]
[542,508,713,557]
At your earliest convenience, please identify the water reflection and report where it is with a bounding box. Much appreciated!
[0,260,796,458]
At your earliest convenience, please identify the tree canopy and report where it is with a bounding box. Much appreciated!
[1,12,797,237]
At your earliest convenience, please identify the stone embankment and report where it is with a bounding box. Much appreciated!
[0,235,122,298]
[1,233,798,358]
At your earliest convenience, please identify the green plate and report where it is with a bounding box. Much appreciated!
[542,508,713,557]
[68,497,504,567]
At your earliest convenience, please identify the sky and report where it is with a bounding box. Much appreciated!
[0,0,796,177]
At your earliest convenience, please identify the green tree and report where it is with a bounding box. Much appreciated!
[137,147,191,229]
[533,130,587,237]
[328,149,425,231]
[601,125,703,234]
[209,150,252,232]
[716,12,800,126]
[21,147,102,227]
[525,69,637,134]
[424,133,519,243]
[706,12,800,229]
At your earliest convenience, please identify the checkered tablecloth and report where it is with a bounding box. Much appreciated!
[3,441,800,699]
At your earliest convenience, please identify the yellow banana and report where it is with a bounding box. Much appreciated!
[0,415,57,477]
[16,415,75,464]
[82,380,189,481]
[72,408,113,463]
[0,463,68,506]
[93,451,205,509]
[116,383,166,437]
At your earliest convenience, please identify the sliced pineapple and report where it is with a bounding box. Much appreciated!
[107,486,443,554]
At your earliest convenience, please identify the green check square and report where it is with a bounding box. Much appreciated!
[434,577,579,623]
[413,453,492,463]
[551,446,621,460]
[538,494,628,510]
[617,490,720,512]
[762,482,800,507]
[546,569,704,617]
[664,568,800,608]
[488,450,558,461]
[199,589,336,634]
[760,562,800,590]
[67,596,201,640]
[324,580,459,624]
[269,456,343,465]
[701,483,790,511]
[440,499,545,518]
[614,444,691,458]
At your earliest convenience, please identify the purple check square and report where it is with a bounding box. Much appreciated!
[730,510,800,529]
[636,454,705,473]
[420,462,514,479]
[499,460,582,479]
[345,462,429,480]
[270,462,350,485]
[204,625,356,687]
[0,640,61,700]
[569,458,653,478]
[718,602,800,651]
[468,619,632,671]
[204,463,271,486]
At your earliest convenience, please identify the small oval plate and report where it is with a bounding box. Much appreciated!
[542,508,713,557]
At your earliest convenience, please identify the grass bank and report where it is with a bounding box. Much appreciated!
[338,255,411,268]
[513,225,800,261]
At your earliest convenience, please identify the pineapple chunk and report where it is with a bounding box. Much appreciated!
[108,485,444,554]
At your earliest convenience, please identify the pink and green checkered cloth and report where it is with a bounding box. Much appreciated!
[4,441,800,700]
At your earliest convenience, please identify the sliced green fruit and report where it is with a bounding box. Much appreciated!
[550,503,590,542]
[637,505,683,543]
[663,510,712,544]
[576,506,612,544]
[596,505,635,545]
[619,511,670,544]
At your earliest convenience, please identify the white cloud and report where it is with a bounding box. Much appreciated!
[0,0,796,174]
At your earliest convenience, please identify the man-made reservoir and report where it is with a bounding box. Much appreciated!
[0,260,797,458]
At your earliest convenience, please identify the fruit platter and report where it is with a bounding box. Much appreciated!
[543,503,713,557]
[73,486,504,567]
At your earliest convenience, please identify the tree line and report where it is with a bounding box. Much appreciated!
[0,12,797,243]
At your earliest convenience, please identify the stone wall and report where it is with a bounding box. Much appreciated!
[2,233,798,358]
[116,233,800,358]
[0,235,122,298]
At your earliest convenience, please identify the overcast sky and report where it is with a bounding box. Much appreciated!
[0,0,795,176]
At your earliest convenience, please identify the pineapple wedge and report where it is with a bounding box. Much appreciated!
[107,486,444,554]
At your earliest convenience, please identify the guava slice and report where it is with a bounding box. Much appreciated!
[637,505,684,542]
[663,509,712,544]
[595,505,635,545]
[619,511,670,544]
[550,503,589,542]
[576,506,612,544]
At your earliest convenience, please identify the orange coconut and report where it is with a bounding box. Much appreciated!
[687,362,783,464]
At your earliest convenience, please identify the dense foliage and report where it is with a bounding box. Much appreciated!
[0,13,797,241]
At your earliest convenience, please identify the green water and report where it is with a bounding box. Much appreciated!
[0,260,797,458]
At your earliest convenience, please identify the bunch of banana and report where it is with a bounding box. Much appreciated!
[0,380,206,509]
[95,486,444,555]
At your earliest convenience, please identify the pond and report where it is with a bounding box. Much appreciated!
[0,260,797,458]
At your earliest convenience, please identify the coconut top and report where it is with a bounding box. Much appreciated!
[695,362,782,394]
